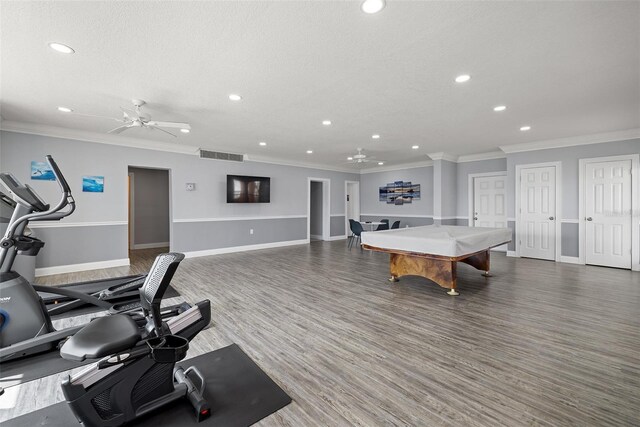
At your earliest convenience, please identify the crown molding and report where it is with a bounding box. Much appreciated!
[243,154,358,174]
[499,128,640,154]
[457,151,506,163]
[359,160,434,174]
[427,152,458,162]
[0,120,201,155]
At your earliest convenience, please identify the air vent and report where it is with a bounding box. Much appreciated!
[199,150,244,162]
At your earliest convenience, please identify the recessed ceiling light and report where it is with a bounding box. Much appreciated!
[455,74,471,83]
[378,162,384,165]
[57,106,73,113]
[259,141,267,146]
[322,120,331,126]
[48,42,75,54]
[347,157,353,160]
[412,145,419,150]
[228,94,242,101]
[372,134,380,139]
[306,150,313,154]
[520,126,531,131]
[493,105,507,112]
[180,128,190,134]
[361,0,386,14]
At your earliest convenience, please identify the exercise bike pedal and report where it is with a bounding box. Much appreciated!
[175,366,211,422]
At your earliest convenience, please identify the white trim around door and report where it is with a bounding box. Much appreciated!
[467,171,507,226]
[578,154,639,271]
[515,161,562,262]
[468,171,508,251]
[345,180,360,238]
[307,177,331,242]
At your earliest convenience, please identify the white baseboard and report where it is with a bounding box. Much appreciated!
[560,256,582,265]
[310,234,323,240]
[506,250,518,257]
[184,239,309,259]
[132,242,170,250]
[35,258,130,277]
[329,235,347,241]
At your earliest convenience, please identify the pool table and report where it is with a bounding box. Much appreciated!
[361,225,512,295]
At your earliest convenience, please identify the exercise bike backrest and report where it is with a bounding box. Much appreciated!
[140,252,185,335]
[0,155,75,271]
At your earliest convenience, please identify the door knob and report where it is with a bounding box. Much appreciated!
[548,216,554,220]
[586,217,593,221]
[474,217,478,221]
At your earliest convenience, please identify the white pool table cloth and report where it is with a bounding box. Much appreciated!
[361,225,512,257]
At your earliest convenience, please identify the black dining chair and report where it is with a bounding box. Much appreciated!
[376,219,390,231]
[391,220,401,229]
[348,219,364,250]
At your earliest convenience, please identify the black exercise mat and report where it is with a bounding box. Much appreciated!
[3,344,292,427]
[0,347,95,387]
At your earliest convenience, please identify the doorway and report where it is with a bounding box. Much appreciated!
[468,172,507,251]
[345,181,360,238]
[307,178,330,242]
[516,162,561,261]
[128,167,171,268]
[579,155,637,269]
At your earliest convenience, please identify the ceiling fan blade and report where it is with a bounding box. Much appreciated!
[146,121,190,129]
[73,112,123,122]
[148,125,177,137]
[108,124,132,134]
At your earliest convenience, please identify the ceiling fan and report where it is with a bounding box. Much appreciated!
[71,99,190,137]
[346,148,378,164]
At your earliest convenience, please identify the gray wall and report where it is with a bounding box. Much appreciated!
[456,158,507,217]
[360,166,433,216]
[309,181,322,236]
[129,167,170,246]
[506,139,639,256]
[0,131,359,268]
[440,160,457,218]
[506,139,640,218]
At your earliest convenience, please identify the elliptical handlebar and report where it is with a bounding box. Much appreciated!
[0,156,75,264]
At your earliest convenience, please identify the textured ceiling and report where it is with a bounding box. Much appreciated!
[1,1,638,169]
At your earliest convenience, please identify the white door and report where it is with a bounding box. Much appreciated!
[519,166,557,260]
[585,160,632,269]
[472,175,507,228]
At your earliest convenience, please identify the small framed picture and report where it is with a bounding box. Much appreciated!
[82,176,104,193]
[31,161,55,181]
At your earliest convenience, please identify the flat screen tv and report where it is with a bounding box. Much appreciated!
[227,175,271,203]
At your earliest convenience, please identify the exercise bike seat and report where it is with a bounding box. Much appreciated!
[60,315,141,362]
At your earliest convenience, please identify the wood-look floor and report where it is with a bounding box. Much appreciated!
[1,241,638,426]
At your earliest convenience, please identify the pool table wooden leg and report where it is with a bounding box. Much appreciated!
[460,250,491,277]
[389,253,459,295]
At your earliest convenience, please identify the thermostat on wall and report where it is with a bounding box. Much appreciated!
[185,183,196,191]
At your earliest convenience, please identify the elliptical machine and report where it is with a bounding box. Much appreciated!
[0,155,147,314]
[0,156,180,363]
[60,252,212,426]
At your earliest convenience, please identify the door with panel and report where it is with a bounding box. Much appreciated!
[473,175,507,228]
[472,175,508,251]
[585,160,632,269]
[519,166,557,260]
